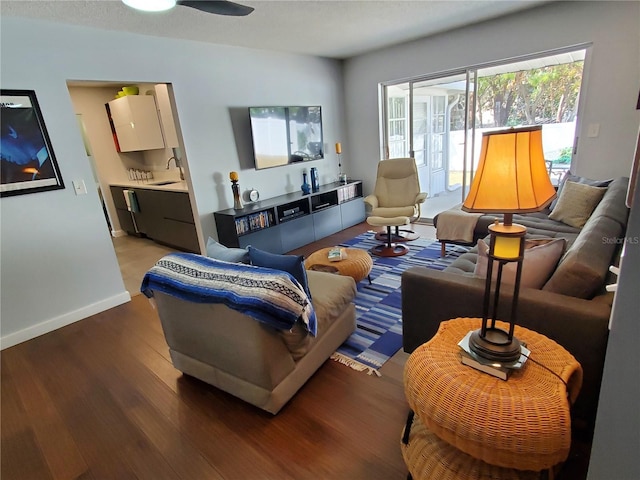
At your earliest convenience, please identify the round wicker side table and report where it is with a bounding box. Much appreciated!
[404,318,583,473]
[305,247,373,284]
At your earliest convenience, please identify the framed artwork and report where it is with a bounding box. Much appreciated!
[1,89,65,197]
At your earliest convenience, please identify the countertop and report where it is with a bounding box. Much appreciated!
[109,180,189,193]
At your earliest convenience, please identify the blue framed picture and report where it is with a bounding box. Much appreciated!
[1,89,65,197]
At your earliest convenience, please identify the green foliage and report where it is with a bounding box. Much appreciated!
[555,147,573,164]
[476,61,584,128]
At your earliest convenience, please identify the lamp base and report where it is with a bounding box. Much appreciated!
[469,327,521,364]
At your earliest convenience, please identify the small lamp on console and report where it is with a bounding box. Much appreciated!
[462,125,556,363]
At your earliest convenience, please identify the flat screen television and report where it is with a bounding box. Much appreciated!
[249,106,323,170]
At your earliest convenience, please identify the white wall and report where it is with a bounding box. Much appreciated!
[343,1,640,195]
[0,17,345,347]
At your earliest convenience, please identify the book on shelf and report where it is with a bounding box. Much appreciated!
[457,330,529,381]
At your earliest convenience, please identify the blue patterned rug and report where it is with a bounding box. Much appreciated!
[330,233,470,375]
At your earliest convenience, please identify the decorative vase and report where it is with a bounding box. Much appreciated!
[310,167,320,192]
[301,172,311,195]
[230,171,243,210]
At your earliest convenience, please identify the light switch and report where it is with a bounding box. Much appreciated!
[73,179,87,195]
[587,123,600,138]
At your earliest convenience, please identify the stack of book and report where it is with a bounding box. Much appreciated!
[457,330,529,380]
[327,247,347,261]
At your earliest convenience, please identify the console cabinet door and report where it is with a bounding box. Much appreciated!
[312,205,342,239]
[340,198,366,229]
[280,216,315,253]
[238,226,283,253]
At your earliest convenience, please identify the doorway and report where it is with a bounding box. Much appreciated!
[67,81,195,296]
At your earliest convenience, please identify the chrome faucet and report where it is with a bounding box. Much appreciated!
[167,156,185,181]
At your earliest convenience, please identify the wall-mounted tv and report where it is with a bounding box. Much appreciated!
[249,106,323,170]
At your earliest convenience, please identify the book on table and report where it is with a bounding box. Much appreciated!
[327,247,346,261]
[457,330,529,381]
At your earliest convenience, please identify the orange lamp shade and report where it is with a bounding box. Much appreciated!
[462,126,556,214]
[335,142,342,154]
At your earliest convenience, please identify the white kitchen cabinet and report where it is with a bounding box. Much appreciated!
[154,83,180,148]
[108,95,165,152]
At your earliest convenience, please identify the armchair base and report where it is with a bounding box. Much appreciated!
[367,215,410,257]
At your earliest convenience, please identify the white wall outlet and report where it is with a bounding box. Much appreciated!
[72,179,87,195]
[587,123,600,138]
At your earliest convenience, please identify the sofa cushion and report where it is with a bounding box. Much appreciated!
[549,181,607,228]
[550,173,612,210]
[206,237,249,263]
[474,238,566,289]
[543,215,623,299]
[279,270,356,361]
[589,176,630,228]
[248,246,311,299]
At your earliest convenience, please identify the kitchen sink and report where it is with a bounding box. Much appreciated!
[150,181,180,186]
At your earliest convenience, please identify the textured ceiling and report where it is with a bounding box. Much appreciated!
[2,0,550,59]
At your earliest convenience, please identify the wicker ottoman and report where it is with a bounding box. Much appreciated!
[403,318,583,474]
[305,247,373,284]
[401,413,541,480]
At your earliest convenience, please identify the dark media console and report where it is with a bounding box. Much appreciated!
[214,181,365,254]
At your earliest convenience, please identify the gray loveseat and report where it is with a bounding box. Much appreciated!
[402,176,629,428]
[148,259,356,414]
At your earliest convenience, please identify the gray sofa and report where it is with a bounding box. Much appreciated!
[153,268,356,414]
[402,176,629,428]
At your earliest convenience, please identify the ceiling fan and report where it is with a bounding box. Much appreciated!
[122,0,254,17]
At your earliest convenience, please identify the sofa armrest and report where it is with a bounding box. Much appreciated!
[401,267,611,425]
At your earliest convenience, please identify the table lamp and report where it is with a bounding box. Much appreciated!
[462,125,556,363]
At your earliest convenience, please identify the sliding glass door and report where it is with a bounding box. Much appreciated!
[381,47,586,221]
[382,72,473,218]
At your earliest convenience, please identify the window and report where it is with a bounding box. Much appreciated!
[381,47,587,220]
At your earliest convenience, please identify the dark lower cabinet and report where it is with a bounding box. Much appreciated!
[110,186,199,252]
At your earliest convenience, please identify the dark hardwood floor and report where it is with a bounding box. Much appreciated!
[1,221,590,479]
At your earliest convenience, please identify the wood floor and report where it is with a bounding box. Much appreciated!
[1,222,590,479]
[111,235,177,296]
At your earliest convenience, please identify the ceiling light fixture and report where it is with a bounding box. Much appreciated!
[122,0,177,12]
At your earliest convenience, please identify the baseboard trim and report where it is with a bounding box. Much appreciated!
[0,291,131,350]
[111,229,127,238]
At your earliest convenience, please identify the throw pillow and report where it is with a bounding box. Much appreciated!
[206,237,249,264]
[474,237,566,289]
[548,181,607,228]
[550,173,612,210]
[248,246,312,299]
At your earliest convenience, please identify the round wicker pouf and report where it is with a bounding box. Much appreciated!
[305,247,373,283]
[404,318,583,472]
[401,415,541,480]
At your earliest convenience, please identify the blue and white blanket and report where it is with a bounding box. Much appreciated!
[141,253,316,336]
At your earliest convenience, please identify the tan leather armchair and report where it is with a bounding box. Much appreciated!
[364,158,428,240]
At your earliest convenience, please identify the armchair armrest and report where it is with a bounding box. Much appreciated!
[415,192,428,204]
[363,194,379,209]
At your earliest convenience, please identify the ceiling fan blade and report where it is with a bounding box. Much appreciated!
[177,0,254,16]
